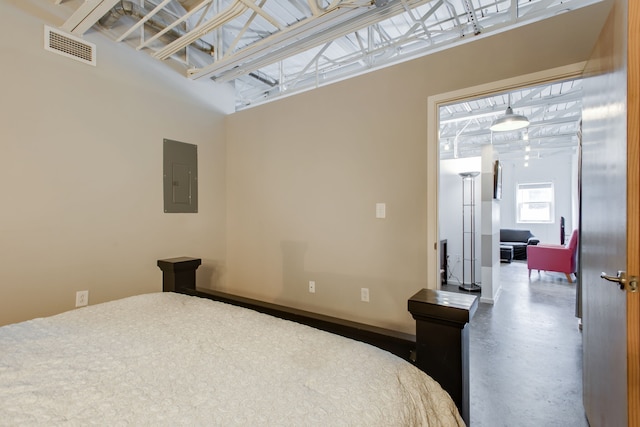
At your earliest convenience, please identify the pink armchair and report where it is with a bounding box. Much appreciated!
[527,229,579,282]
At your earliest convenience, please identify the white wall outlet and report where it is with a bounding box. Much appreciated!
[308,281,316,293]
[360,287,370,302]
[375,203,386,219]
[75,290,89,307]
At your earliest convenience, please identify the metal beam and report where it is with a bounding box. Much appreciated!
[61,0,121,35]
[153,0,248,60]
[137,0,215,51]
[116,0,173,42]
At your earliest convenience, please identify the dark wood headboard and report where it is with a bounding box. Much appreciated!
[179,286,416,362]
[157,257,476,425]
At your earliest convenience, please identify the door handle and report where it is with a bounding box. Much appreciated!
[601,270,638,292]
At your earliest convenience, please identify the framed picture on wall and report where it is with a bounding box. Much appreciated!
[494,160,502,200]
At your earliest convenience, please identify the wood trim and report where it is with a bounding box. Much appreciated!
[159,260,476,421]
[627,1,640,425]
[180,286,417,360]
[157,257,478,421]
[178,286,478,423]
[157,257,416,361]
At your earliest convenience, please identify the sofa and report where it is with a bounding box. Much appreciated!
[500,229,540,261]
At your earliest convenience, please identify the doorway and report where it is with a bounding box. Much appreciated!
[436,77,582,302]
[426,63,586,292]
[427,64,587,425]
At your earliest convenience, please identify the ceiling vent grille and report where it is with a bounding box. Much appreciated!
[44,25,96,66]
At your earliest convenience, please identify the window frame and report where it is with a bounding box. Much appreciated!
[516,182,555,224]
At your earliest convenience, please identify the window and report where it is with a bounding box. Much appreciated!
[517,183,554,223]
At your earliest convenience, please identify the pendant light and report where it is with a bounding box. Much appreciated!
[490,94,529,132]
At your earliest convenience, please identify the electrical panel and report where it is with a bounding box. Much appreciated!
[163,139,198,213]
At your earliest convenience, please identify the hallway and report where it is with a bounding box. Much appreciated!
[443,261,587,426]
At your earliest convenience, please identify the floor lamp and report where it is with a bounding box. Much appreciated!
[459,172,481,292]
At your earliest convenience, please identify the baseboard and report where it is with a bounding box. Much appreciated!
[480,286,502,304]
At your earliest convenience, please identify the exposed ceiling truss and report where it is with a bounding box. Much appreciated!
[58,0,600,111]
[439,78,583,162]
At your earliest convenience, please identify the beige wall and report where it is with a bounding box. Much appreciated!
[0,0,612,332]
[0,1,233,325]
[225,3,611,333]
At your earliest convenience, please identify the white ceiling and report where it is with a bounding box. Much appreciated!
[439,78,583,161]
[57,0,601,112]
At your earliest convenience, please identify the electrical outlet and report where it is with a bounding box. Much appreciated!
[309,281,316,293]
[360,287,370,302]
[75,290,89,307]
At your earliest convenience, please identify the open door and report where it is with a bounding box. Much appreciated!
[581,0,640,425]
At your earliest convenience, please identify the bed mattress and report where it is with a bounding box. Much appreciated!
[0,292,463,426]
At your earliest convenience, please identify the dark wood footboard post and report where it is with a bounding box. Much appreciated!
[408,289,478,425]
[157,257,202,292]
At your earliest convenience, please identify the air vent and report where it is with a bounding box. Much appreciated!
[44,25,96,66]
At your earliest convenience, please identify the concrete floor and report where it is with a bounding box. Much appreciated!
[443,261,587,427]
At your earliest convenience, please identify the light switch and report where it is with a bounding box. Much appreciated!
[376,203,386,219]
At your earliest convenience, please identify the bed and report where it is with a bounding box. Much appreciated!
[0,290,466,426]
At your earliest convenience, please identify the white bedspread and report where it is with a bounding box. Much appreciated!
[0,293,463,426]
